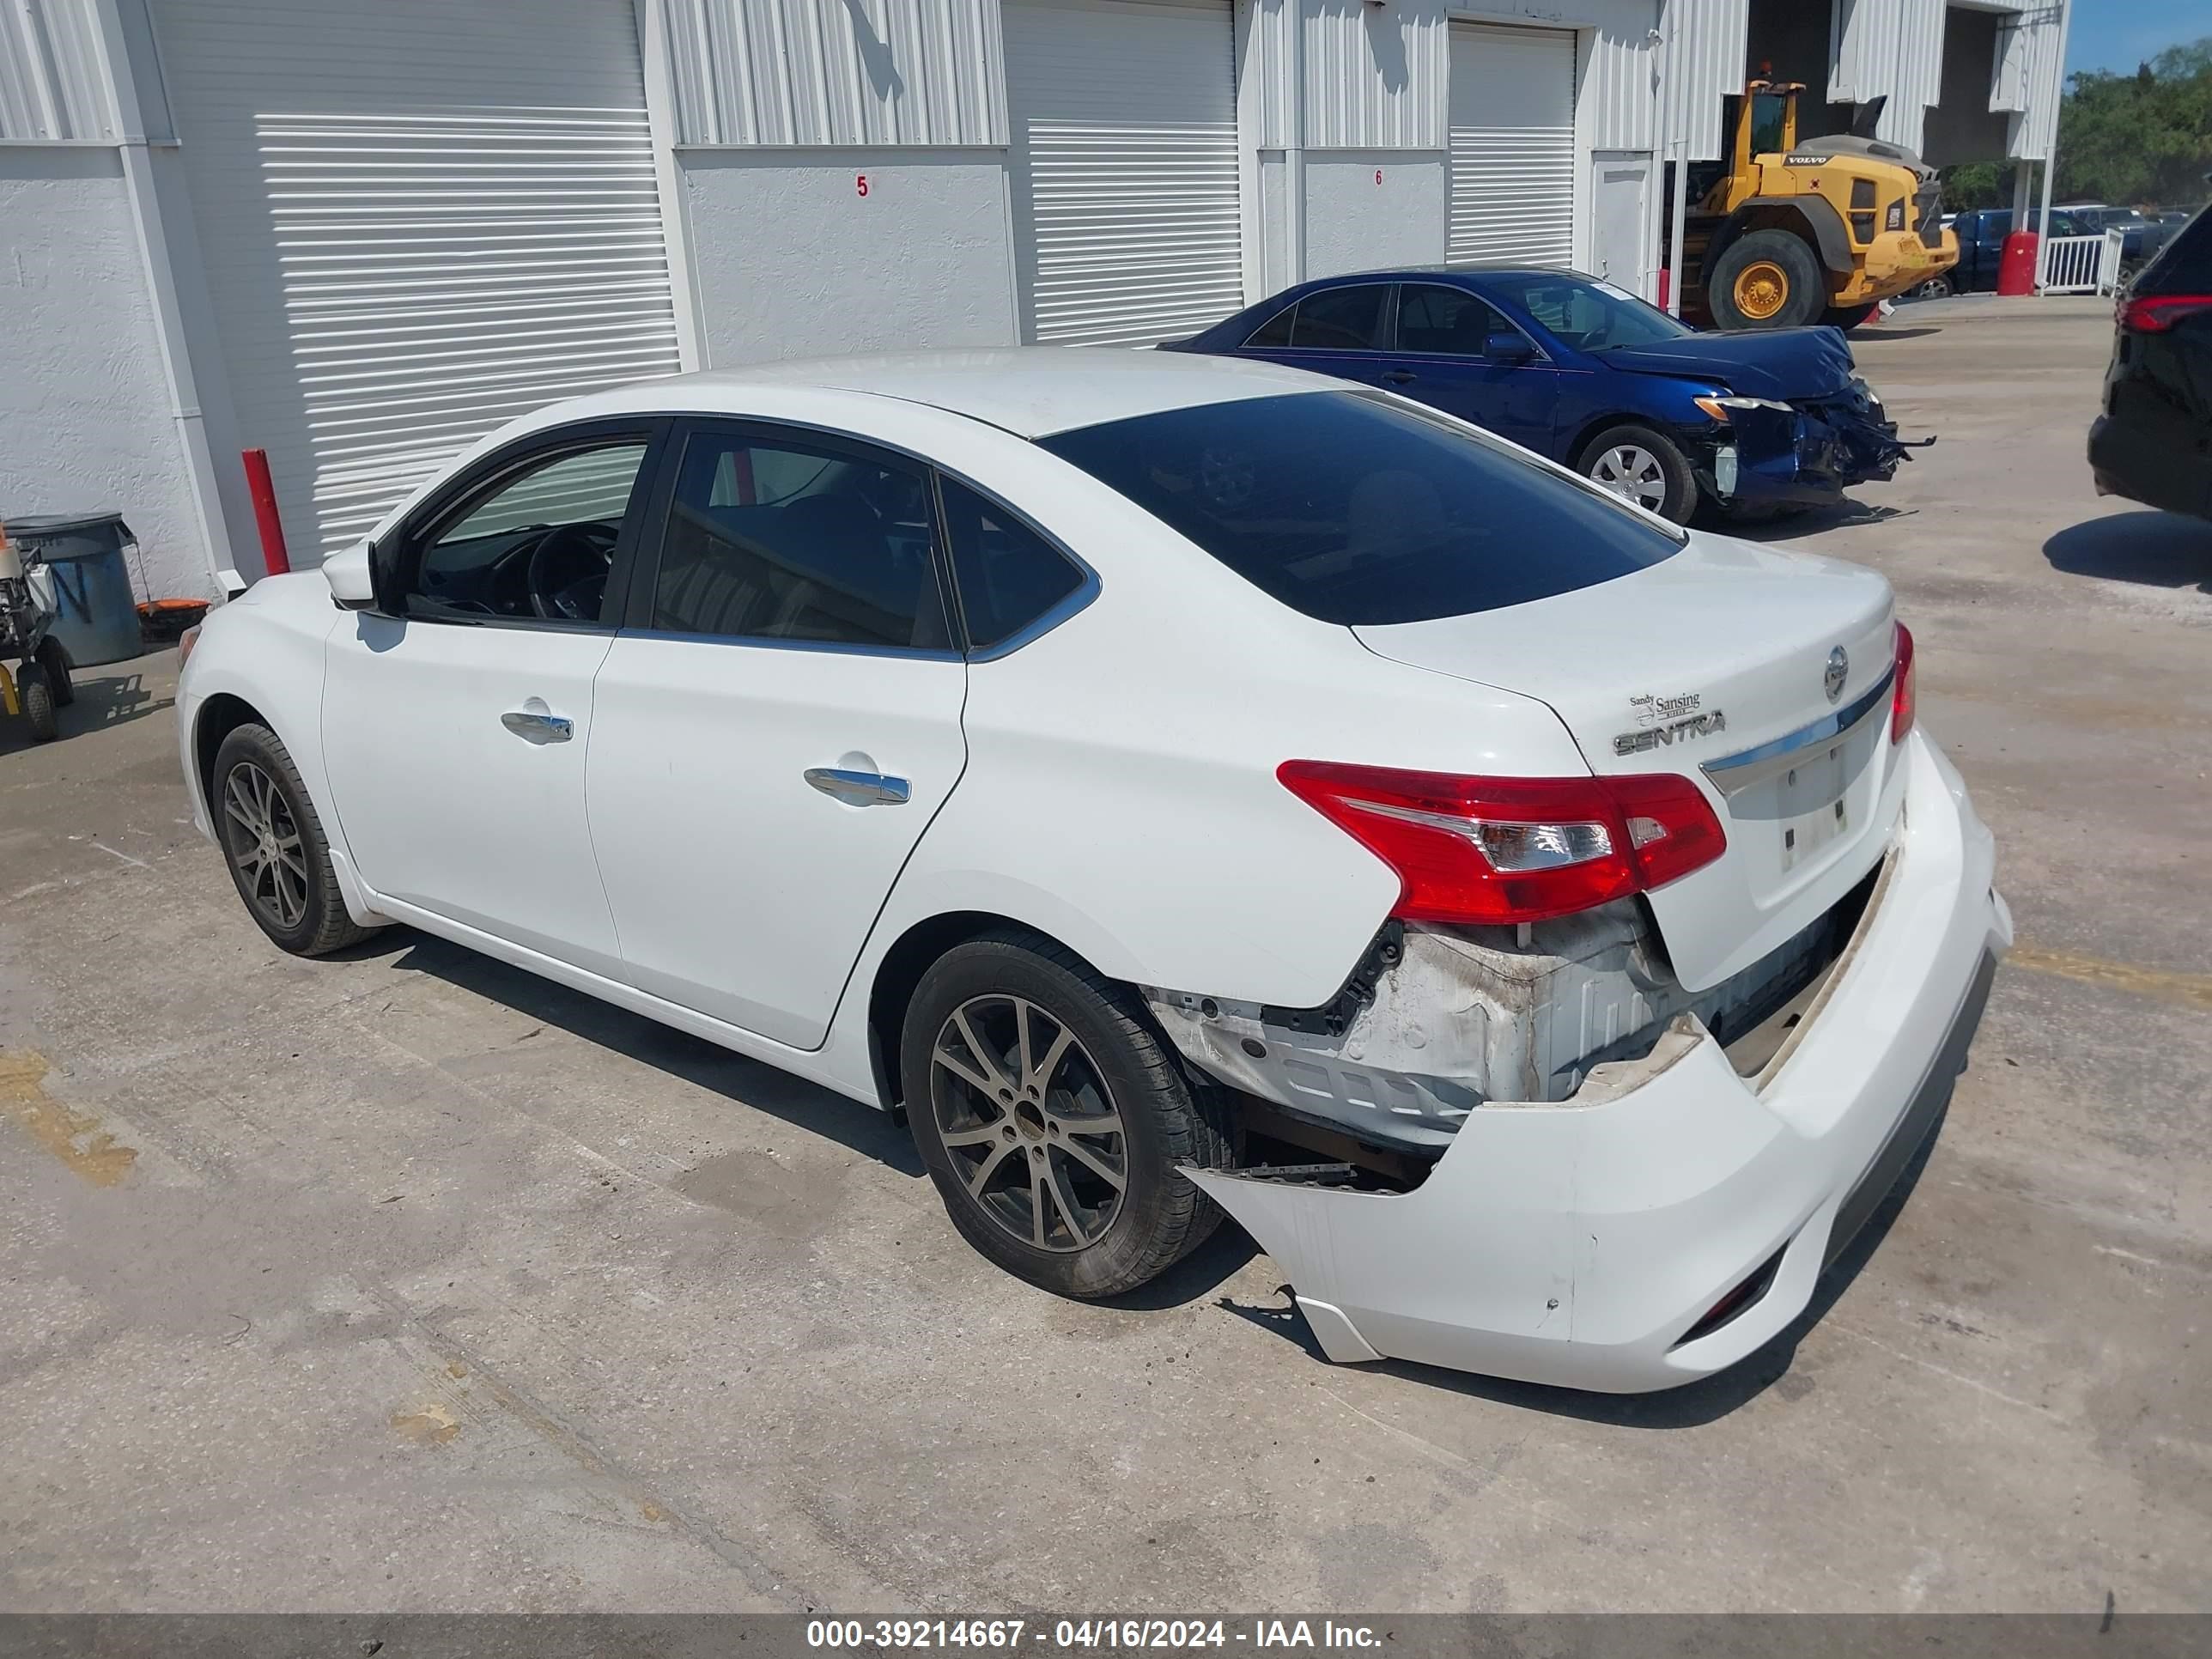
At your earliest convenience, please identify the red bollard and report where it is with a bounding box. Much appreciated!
[241,447,291,577]
[1996,231,2040,296]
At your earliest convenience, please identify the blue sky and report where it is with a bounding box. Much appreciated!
[2065,0,2208,75]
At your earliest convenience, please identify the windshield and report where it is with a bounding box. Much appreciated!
[1477,270,1694,350]
[1038,392,1681,627]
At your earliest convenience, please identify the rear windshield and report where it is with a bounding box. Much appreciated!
[2137,206,2211,295]
[1037,392,1681,625]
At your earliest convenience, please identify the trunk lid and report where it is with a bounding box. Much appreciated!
[1596,328,1857,401]
[1354,532,1903,991]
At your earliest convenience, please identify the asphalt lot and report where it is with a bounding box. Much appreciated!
[2,295,2208,1614]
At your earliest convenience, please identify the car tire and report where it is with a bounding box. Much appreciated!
[1825,301,1881,329]
[1911,275,1954,301]
[34,637,74,707]
[1576,423,1698,524]
[1710,229,1826,330]
[211,721,377,957]
[902,933,1238,1300]
[18,663,58,742]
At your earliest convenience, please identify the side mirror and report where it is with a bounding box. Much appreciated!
[324,538,378,610]
[1484,331,1537,365]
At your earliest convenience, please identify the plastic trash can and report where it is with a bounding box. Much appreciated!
[2,511,142,666]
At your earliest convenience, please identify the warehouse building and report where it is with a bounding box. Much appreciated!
[1,0,2065,599]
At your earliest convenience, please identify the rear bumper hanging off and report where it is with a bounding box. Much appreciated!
[1184,730,2009,1395]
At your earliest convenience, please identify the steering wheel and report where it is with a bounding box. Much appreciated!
[526,521,618,621]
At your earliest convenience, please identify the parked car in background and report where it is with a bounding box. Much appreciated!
[176,349,2007,1393]
[1944,207,2088,292]
[2090,204,2212,520]
[1168,267,1917,523]
[2063,204,2169,265]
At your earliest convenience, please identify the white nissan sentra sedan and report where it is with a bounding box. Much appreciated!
[177,350,2008,1393]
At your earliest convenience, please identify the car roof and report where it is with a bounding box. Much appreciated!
[544,348,1333,441]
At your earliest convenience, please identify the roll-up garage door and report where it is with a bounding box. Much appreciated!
[1449,23,1577,269]
[155,0,683,562]
[1005,0,1243,346]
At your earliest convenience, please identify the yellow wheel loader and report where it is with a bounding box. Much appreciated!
[1677,82,1960,331]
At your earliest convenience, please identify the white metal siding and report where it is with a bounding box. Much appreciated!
[663,0,1006,148]
[1449,23,1575,269]
[0,0,114,141]
[1992,2,2061,161]
[1662,0,1748,163]
[1006,0,1243,346]
[155,0,682,562]
[1830,0,1948,149]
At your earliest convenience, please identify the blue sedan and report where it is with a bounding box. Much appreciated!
[1164,266,1915,525]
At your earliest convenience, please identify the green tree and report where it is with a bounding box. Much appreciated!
[2055,37,2212,208]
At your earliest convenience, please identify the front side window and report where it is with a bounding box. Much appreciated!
[649,430,951,651]
[1039,391,1680,627]
[938,476,1085,652]
[411,439,648,624]
[1287,284,1390,350]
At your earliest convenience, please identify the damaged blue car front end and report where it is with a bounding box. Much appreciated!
[1691,375,1926,514]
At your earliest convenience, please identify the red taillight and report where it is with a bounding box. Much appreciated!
[2118,294,2212,332]
[1890,622,1915,744]
[1277,762,1727,927]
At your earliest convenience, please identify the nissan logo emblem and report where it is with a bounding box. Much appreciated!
[1824,646,1848,703]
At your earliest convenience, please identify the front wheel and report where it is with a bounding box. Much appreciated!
[902,934,1237,1299]
[1911,274,1954,301]
[1710,228,1826,330]
[212,722,376,956]
[1576,424,1697,524]
[17,663,58,742]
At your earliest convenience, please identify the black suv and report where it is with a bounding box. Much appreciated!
[2088,204,2212,520]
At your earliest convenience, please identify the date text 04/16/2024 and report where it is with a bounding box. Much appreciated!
[805,1621,1384,1650]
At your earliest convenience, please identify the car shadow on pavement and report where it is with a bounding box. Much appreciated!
[359,929,927,1177]
[1706,501,1919,544]
[1213,1093,1954,1427]
[2044,508,2212,592]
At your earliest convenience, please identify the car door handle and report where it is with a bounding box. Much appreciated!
[804,767,910,807]
[1380,370,1416,386]
[501,707,573,744]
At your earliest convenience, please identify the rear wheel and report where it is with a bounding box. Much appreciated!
[1911,274,1954,301]
[212,722,375,956]
[33,637,73,706]
[17,664,58,742]
[1575,423,1697,524]
[902,933,1237,1299]
[1711,229,1826,331]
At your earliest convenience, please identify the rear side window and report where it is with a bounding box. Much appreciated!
[1288,285,1389,349]
[938,476,1085,651]
[1243,305,1297,349]
[649,430,952,651]
[1040,392,1680,627]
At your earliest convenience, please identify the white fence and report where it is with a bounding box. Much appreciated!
[2039,229,2125,296]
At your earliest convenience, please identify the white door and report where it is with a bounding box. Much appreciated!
[1005,0,1243,345]
[1449,24,1578,269]
[320,434,659,979]
[1589,151,1653,295]
[155,0,683,563]
[586,422,969,1052]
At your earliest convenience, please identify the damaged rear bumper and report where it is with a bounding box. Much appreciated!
[1184,731,2009,1395]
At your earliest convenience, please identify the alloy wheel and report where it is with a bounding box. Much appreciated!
[222,761,309,930]
[1589,445,1669,512]
[930,994,1127,1253]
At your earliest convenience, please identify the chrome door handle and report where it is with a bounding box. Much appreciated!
[805,767,910,806]
[501,708,574,744]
